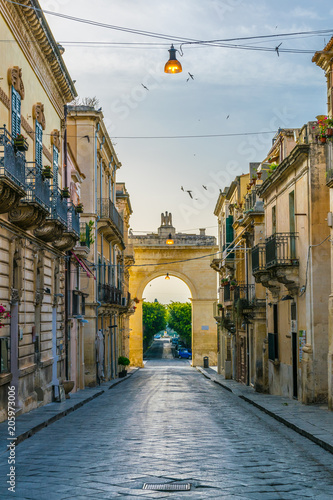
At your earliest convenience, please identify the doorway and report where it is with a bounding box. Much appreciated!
[291,302,298,399]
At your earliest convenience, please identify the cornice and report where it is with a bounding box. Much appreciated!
[1,0,76,117]
[258,144,309,199]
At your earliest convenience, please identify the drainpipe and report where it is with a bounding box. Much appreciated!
[95,121,100,384]
[245,244,250,386]
[64,104,70,381]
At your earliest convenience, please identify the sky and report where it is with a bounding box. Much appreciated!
[36,0,333,301]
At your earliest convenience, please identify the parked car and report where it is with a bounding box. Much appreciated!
[178,348,192,359]
[174,344,184,357]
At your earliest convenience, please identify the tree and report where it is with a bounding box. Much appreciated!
[142,301,167,350]
[167,302,192,346]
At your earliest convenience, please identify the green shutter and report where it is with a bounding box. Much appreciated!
[11,87,21,137]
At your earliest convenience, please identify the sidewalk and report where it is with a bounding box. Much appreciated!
[197,366,333,455]
[0,368,139,454]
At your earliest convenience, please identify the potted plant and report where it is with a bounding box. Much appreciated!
[42,166,53,179]
[252,174,257,184]
[75,203,84,214]
[217,303,223,310]
[13,133,28,152]
[118,356,130,377]
[257,171,262,180]
[61,187,70,198]
[230,280,237,291]
[221,278,229,286]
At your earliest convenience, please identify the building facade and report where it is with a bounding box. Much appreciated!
[0,0,79,420]
[67,106,131,387]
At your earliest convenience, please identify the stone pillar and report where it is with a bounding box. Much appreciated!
[129,301,144,367]
[301,343,314,404]
[192,299,217,367]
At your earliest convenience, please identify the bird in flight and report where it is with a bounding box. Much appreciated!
[226,115,230,119]
[188,72,194,80]
[202,185,207,190]
[275,43,282,57]
[81,135,90,142]
[141,84,149,91]
[187,190,193,199]
[181,186,184,191]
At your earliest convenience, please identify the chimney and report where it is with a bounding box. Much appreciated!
[199,228,206,236]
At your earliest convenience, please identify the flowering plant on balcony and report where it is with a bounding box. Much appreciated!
[314,116,333,140]
[75,203,84,214]
[221,278,229,286]
[0,304,10,329]
[42,166,53,179]
[13,133,28,151]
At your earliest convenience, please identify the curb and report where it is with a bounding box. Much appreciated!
[4,367,140,452]
[196,367,333,455]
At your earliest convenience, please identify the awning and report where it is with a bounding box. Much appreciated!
[70,251,96,280]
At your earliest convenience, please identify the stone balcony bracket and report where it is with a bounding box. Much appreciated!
[8,203,48,230]
[275,267,299,295]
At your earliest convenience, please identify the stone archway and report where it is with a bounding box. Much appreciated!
[128,213,218,367]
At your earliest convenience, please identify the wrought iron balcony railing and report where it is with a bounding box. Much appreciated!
[233,283,256,304]
[326,142,333,186]
[98,283,122,305]
[24,162,51,211]
[0,127,27,191]
[251,244,266,273]
[252,234,298,272]
[266,232,298,268]
[48,187,68,226]
[98,198,124,238]
[67,203,80,236]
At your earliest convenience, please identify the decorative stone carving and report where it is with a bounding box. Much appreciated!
[9,205,47,230]
[161,211,172,226]
[34,220,64,242]
[34,290,43,306]
[51,129,60,150]
[10,288,20,304]
[53,233,78,252]
[7,66,25,99]
[0,183,23,213]
[33,102,46,130]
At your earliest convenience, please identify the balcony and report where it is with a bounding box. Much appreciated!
[98,284,122,306]
[244,188,264,214]
[326,142,333,187]
[34,187,68,242]
[0,127,27,213]
[252,233,299,295]
[53,203,80,252]
[97,198,124,248]
[8,161,51,230]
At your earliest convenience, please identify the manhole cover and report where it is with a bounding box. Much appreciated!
[143,483,191,491]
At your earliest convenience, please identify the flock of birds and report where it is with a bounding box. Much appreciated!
[180,185,209,200]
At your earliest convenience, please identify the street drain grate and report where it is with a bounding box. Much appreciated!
[143,483,191,491]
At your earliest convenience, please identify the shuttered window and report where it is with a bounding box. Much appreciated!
[53,145,59,189]
[11,87,21,137]
[35,121,43,167]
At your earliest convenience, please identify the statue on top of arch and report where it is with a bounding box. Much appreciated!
[161,211,172,227]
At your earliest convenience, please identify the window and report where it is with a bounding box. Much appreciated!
[0,337,9,374]
[53,146,59,189]
[272,206,276,234]
[35,121,43,167]
[11,87,21,137]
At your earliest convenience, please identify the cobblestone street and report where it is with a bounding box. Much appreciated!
[1,342,333,499]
